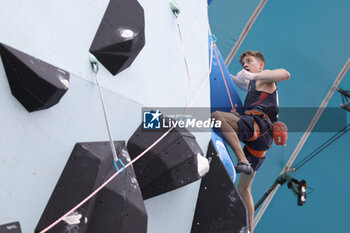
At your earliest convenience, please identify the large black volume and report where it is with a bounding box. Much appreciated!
[191,140,249,233]
[35,141,147,233]
[0,43,69,112]
[127,118,207,200]
[35,142,115,233]
[87,145,147,233]
[89,0,145,75]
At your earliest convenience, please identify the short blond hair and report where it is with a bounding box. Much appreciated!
[239,50,265,65]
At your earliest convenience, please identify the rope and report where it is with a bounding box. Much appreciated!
[213,45,234,110]
[293,123,350,171]
[254,181,278,211]
[187,38,214,109]
[174,12,192,106]
[256,123,350,210]
[283,58,350,173]
[93,71,119,162]
[39,38,215,233]
[306,185,314,195]
[39,125,176,233]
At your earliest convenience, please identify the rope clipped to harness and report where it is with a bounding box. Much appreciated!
[245,110,288,146]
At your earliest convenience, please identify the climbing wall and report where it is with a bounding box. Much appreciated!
[0,1,210,233]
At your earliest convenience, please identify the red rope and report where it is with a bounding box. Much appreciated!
[213,45,234,111]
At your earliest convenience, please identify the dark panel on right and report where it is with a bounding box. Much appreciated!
[191,140,249,233]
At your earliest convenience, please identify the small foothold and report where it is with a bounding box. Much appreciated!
[89,53,99,73]
[169,0,180,15]
[89,53,98,64]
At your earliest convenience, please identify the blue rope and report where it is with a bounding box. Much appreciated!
[211,34,217,43]
[113,158,126,173]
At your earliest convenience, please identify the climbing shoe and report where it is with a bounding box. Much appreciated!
[235,161,253,175]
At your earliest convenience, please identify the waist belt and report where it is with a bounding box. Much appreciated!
[244,109,272,139]
[245,109,288,146]
[246,145,266,158]
[244,109,272,157]
[244,109,272,125]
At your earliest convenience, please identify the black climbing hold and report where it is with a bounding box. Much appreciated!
[89,0,145,75]
[35,141,147,233]
[88,146,147,233]
[0,222,22,233]
[127,117,207,200]
[191,140,249,233]
[35,141,116,233]
[0,43,69,112]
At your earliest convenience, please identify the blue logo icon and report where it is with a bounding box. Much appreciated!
[143,110,162,129]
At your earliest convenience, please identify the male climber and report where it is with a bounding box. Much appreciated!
[211,50,290,232]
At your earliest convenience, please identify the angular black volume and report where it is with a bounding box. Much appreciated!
[89,0,145,75]
[0,43,69,112]
[35,142,116,233]
[191,140,249,233]
[87,146,147,233]
[35,141,147,233]
[127,118,208,200]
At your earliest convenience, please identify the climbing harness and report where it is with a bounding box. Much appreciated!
[244,109,288,147]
